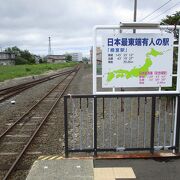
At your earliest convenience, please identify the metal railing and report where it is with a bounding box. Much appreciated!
[64,93,180,157]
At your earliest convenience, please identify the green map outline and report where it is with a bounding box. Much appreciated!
[107,48,163,82]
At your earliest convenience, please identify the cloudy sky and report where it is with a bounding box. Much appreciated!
[0,0,179,57]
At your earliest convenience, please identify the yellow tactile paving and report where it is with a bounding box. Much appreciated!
[94,167,136,180]
[38,155,63,160]
[49,156,59,160]
[56,156,63,160]
[41,156,53,160]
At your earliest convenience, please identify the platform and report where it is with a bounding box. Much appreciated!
[26,155,180,180]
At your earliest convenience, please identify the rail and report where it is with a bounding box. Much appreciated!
[0,66,78,103]
[0,67,79,180]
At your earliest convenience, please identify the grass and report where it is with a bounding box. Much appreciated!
[0,62,77,82]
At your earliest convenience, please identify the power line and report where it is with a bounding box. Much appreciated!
[148,2,180,22]
[139,0,173,22]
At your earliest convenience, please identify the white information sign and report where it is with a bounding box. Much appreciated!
[102,33,174,88]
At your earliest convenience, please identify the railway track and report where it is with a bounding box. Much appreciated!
[0,67,79,180]
[0,67,77,103]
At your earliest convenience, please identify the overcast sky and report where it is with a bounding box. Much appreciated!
[0,0,179,57]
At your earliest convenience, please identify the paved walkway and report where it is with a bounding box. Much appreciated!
[26,156,180,180]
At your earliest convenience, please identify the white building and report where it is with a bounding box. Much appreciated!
[0,52,16,65]
[70,53,82,62]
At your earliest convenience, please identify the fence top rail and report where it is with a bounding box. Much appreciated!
[65,93,180,99]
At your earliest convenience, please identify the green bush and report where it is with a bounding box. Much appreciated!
[5,46,36,65]
[15,56,29,65]
[25,68,31,72]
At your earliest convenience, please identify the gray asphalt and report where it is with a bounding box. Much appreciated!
[94,158,180,180]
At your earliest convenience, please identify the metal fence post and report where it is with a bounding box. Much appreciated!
[64,96,69,158]
[94,96,97,157]
[150,96,156,153]
[175,95,180,153]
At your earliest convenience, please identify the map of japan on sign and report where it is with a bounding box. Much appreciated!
[102,33,174,88]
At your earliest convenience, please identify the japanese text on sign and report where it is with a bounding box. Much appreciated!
[102,33,174,88]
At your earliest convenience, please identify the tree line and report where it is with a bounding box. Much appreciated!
[5,46,38,65]
[5,46,73,65]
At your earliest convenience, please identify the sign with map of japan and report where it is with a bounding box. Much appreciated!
[102,33,174,88]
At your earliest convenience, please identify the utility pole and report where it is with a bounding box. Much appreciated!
[48,37,52,55]
[133,0,137,33]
